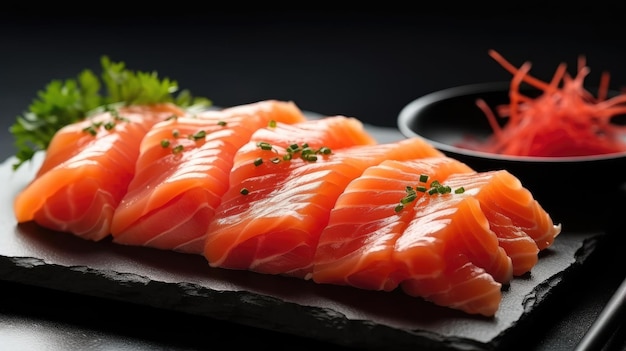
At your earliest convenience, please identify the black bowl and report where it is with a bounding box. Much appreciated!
[397,82,626,225]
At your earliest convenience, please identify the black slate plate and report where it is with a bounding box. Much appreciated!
[0,127,605,351]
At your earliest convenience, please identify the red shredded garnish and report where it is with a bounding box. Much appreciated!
[458,49,626,157]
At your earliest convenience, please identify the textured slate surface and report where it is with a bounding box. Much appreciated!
[0,128,604,351]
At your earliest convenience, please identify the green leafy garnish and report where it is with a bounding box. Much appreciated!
[253,141,332,165]
[9,56,212,170]
[394,176,466,213]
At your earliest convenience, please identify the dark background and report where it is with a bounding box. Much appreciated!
[2,9,626,139]
[1,9,626,351]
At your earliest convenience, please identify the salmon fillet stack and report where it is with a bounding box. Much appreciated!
[12,100,561,317]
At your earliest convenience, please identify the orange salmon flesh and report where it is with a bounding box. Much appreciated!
[12,100,561,317]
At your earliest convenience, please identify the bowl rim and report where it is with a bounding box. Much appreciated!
[397,81,626,163]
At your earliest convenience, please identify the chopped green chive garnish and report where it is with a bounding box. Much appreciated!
[253,158,263,166]
[190,130,206,140]
[172,129,180,138]
[415,185,427,192]
[160,139,170,148]
[253,142,332,166]
[240,188,250,195]
[257,141,273,150]
[82,113,130,136]
[401,193,416,204]
[318,146,332,155]
[268,120,277,128]
[217,120,227,126]
[395,176,466,213]
[172,145,184,154]
[82,126,97,136]
[301,147,314,156]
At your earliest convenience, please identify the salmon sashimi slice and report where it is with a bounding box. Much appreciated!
[394,194,514,312]
[442,171,562,275]
[13,104,185,241]
[204,121,443,278]
[311,157,476,291]
[312,157,521,316]
[226,116,379,187]
[110,100,307,254]
[400,252,503,317]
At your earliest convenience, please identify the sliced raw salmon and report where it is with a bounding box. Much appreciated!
[10,97,563,317]
[396,175,556,316]
[311,159,559,316]
[310,157,480,291]
[110,100,307,254]
[398,193,515,284]
[442,171,562,275]
[203,117,443,278]
[226,115,379,187]
[13,103,185,241]
[400,252,503,317]
[394,194,513,317]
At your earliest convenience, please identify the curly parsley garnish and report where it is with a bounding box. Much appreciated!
[9,56,212,170]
